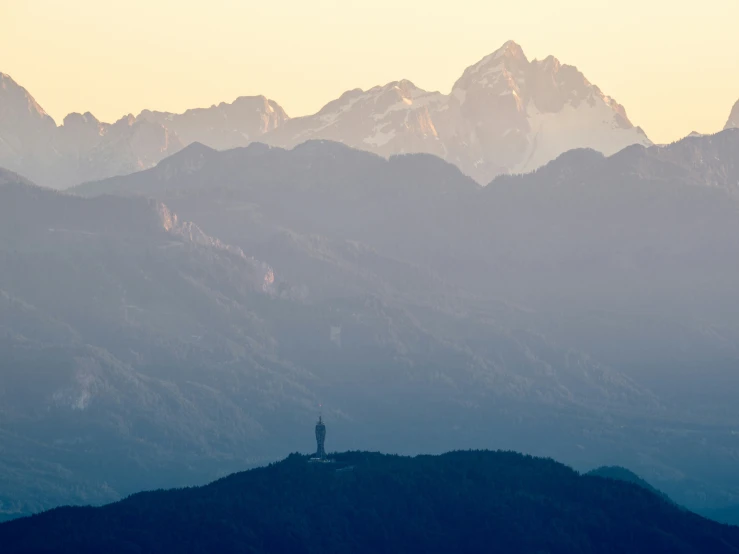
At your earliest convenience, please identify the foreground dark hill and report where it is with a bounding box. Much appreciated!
[1,451,737,554]
[705,506,739,527]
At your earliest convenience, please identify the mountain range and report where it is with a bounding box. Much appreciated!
[1,41,655,188]
[262,41,651,183]
[2,451,738,554]
[0,73,183,189]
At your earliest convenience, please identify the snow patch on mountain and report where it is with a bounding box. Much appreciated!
[1,42,651,187]
[515,97,651,174]
[725,100,739,130]
[261,41,650,183]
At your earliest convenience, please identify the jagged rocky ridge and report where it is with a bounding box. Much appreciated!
[0,73,184,188]
[263,41,650,183]
[1,41,650,187]
[70,129,739,513]
[0,72,285,188]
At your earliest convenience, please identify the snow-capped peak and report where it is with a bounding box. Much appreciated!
[0,42,654,188]
[451,41,529,105]
[261,40,651,184]
[0,72,56,126]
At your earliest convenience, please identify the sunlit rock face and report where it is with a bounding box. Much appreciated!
[725,99,739,130]
[0,73,285,189]
[262,40,651,184]
[137,95,289,151]
[0,72,184,188]
[2,42,648,187]
[0,72,56,172]
[263,80,448,161]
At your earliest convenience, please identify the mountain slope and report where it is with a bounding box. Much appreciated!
[726,99,739,130]
[2,450,738,554]
[587,466,675,504]
[0,72,286,188]
[262,40,650,183]
[51,112,183,186]
[71,130,739,511]
[3,167,674,520]
[136,95,289,150]
[704,506,739,527]
[0,73,56,172]
[73,130,739,338]
[262,80,448,159]
[445,40,650,181]
[0,169,313,516]
[0,71,182,188]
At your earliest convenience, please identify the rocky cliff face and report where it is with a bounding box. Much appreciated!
[262,40,650,183]
[0,74,286,188]
[725,99,739,130]
[1,41,649,187]
[0,73,56,171]
[0,73,183,188]
[137,95,289,150]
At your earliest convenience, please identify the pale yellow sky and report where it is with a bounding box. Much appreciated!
[2,0,738,144]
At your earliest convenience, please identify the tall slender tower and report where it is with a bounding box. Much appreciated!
[315,415,327,459]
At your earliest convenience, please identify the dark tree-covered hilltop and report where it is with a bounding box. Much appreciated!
[1,450,738,554]
[587,465,676,505]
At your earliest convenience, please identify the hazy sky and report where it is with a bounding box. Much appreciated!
[3,0,738,144]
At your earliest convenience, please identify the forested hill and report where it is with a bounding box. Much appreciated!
[587,465,676,505]
[1,451,738,554]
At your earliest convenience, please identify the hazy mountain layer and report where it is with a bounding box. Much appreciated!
[1,40,652,187]
[262,40,650,183]
[137,95,288,150]
[587,466,675,505]
[0,73,184,188]
[0,73,286,189]
[70,130,739,513]
[2,166,677,519]
[2,451,738,554]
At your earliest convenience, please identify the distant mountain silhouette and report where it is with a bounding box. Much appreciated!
[1,450,738,554]
[703,505,739,527]
[0,168,297,517]
[0,73,183,189]
[1,40,651,188]
[137,95,288,150]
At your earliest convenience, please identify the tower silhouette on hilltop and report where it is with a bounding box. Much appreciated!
[315,415,327,459]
